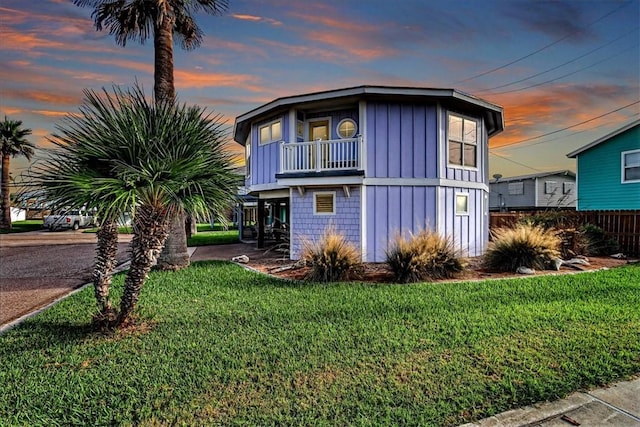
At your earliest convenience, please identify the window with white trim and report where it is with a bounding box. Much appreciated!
[455,193,469,215]
[563,182,574,194]
[314,192,335,215]
[622,149,640,183]
[448,113,478,168]
[544,181,557,194]
[259,119,282,145]
[337,118,357,139]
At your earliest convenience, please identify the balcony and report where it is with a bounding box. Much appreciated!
[279,136,364,174]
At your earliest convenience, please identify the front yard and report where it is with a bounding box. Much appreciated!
[1,262,638,426]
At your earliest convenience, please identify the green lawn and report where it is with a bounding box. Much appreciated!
[0,219,43,234]
[1,264,638,426]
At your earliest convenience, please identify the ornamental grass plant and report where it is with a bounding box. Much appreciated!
[386,229,465,283]
[301,225,362,282]
[484,223,561,272]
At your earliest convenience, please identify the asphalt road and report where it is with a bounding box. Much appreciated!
[0,230,132,327]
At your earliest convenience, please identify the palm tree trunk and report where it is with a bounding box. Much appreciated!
[154,14,175,101]
[153,13,192,270]
[0,154,11,230]
[117,204,171,327]
[156,212,190,270]
[91,218,119,325]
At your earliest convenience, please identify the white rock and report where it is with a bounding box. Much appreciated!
[516,266,535,275]
[231,254,250,263]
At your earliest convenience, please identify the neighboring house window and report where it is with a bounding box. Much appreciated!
[314,192,335,215]
[622,149,640,183]
[448,113,478,168]
[259,119,282,145]
[337,119,357,139]
[508,182,524,195]
[563,182,574,194]
[455,193,469,215]
[544,181,558,194]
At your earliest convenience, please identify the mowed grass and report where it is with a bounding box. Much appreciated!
[1,263,639,426]
[0,219,43,234]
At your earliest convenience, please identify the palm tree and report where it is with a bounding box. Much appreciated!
[0,117,35,231]
[74,0,230,270]
[26,85,238,327]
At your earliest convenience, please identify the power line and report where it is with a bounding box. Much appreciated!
[476,27,639,93]
[491,101,640,148]
[489,151,542,172]
[488,44,637,95]
[496,113,640,151]
[455,2,630,84]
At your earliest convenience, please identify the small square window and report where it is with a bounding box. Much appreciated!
[455,193,469,215]
[314,192,335,215]
[563,182,574,194]
[508,182,524,195]
[545,181,557,195]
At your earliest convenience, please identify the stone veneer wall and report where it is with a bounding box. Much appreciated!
[290,186,361,260]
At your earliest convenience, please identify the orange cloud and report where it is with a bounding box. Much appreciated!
[174,69,263,92]
[230,14,282,26]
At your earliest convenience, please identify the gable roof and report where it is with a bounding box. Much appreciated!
[566,119,640,158]
[490,170,575,183]
[233,85,504,145]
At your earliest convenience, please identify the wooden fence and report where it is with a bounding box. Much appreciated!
[489,210,640,257]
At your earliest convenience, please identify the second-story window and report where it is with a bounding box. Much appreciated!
[448,113,478,168]
[259,119,282,145]
[337,119,357,139]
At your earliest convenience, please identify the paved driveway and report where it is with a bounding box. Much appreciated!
[0,230,132,326]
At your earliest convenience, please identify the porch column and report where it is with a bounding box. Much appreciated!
[257,198,265,248]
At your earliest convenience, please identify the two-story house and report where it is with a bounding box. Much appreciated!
[233,86,504,262]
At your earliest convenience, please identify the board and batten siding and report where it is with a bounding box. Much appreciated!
[366,102,438,179]
[248,114,290,188]
[289,186,361,260]
[576,125,640,210]
[364,185,437,262]
[440,187,487,257]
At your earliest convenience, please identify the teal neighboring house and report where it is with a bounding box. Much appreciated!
[566,120,640,210]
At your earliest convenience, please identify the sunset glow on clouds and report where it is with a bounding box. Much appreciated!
[1,0,638,177]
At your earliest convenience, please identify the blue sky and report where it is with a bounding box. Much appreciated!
[1,0,638,178]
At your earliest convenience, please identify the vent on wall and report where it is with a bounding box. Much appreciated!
[314,192,335,215]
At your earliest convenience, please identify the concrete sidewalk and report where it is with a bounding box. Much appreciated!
[461,376,640,427]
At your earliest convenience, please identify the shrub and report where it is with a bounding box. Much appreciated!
[484,223,561,272]
[386,229,465,283]
[580,224,620,256]
[301,225,362,282]
[517,210,580,230]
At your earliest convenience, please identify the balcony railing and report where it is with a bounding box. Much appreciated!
[280,136,364,174]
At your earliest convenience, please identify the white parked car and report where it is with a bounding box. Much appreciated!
[44,209,95,231]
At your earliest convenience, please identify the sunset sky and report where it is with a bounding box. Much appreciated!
[1,0,638,179]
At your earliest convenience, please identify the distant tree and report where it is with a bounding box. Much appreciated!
[0,117,35,231]
[26,85,238,327]
[74,0,230,270]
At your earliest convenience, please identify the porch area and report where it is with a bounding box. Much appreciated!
[279,136,364,174]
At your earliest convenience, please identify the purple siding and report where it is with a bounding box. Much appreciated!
[367,102,438,179]
[290,187,361,260]
[250,114,289,187]
[441,187,486,257]
[306,108,358,139]
[365,185,437,262]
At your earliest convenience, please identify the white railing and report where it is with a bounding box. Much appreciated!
[280,136,363,174]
